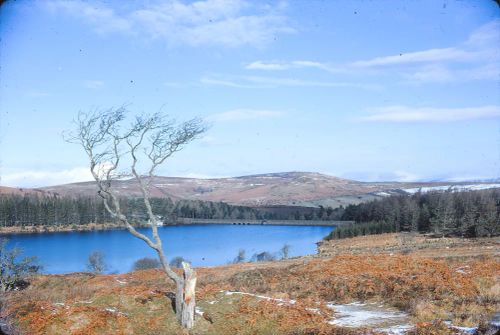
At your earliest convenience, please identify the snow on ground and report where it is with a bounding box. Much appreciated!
[224,291,296,305]
[327,302,412,334]
[220,292,500,334]
[403,184,500,195]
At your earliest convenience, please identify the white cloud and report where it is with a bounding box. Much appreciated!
[83,80,104,89]
[245,60,342,73]
[392,170,421,182]
[351,20,499,83]
[201,74,379,89]
[208,109,285,122]
[198,135,230,146]
[404,63,499,84]
[466,20,500,47]
[0,167,93,188]
[246,61,292,70]
[200,76,259,88]
[358,105,500,123]
[244,75,372,88]
[351,48,480,68]
[46,1,132,34]
[45,0,294,47]
[243,20,499,84]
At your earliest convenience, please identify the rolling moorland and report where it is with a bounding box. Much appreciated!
[3,172,500,208]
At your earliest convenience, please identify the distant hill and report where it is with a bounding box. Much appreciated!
[3,172,499,208]
[0,186,55,197]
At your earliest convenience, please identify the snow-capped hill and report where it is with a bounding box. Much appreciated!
[402,184,500,194]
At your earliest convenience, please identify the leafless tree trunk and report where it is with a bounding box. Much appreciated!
[66,107,206,329]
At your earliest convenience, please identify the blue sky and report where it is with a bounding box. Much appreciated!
[0,0,499,187]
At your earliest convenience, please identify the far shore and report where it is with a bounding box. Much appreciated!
[0,222,129,235]
[0,219,349,235]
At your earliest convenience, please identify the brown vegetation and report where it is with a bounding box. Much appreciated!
[38,172,447,207]
[2,234,499,334]
[318,233,500,259]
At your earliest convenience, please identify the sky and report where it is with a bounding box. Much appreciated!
[0,0,499,187]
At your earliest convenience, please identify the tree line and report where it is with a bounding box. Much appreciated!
[0,194,325,228]
[326,188,500,239]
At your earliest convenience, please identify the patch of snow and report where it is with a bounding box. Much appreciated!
[376,192,392,197]
[116,279,127,284]
[195,306,204,316]
[327,302,411,330]
[376,324,414,335]
[444,321,477,334]
[403,184,500,195]
[455,266,470,275]
[104,307,128,316]
[225,291,296,305]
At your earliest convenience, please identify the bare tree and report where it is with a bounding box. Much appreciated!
[232,249,246,263]
[280,244,291,260]
[87,251,107,274]
[0,239,40,292]
[66,107,206,329]
[133,257,161,271]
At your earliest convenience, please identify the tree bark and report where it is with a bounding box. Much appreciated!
[177,262,197,329]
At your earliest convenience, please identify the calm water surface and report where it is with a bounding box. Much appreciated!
[5,225,333,274]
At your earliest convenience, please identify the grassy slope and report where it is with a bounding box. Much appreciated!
[2,234,499,335]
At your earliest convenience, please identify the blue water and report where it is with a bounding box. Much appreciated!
[4,225,333,274]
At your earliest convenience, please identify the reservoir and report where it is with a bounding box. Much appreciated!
[3,224,333,274]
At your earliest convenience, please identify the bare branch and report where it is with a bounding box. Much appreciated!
[67,107,207,291]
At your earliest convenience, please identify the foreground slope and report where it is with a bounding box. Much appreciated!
[2,234,499,335]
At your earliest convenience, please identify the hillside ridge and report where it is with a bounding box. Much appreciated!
[2,171,499,207]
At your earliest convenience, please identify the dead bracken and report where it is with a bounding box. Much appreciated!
[1,234,499,334]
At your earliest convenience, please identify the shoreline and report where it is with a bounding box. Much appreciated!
[0,223,130,235]
[0,219,347,235]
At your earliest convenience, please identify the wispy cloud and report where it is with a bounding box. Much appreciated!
[200,76,260,88]
[201,74,379,89]
[357,105,500,123]
[83,80,104,89]
[245,20,499,84]
[351,20,499,83]
[403,63,499,83]
[45,0,294,48]
[0,167,93,188]
[208,109,285,122]
[245,60,341,73]
[392,170,422,182]
[46,1,132,34]
[351,48,482,68]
